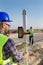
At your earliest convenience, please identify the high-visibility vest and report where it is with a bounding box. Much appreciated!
[29,29,34,36]
[0,34,17,65]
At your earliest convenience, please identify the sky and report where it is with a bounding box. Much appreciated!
[0,0,43,29]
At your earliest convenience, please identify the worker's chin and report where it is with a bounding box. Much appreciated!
[4,31,8,34]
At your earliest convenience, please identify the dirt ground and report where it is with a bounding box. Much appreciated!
[10,33,43,65]
[16,41,43,65]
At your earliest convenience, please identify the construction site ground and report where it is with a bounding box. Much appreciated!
[10,33,43,65]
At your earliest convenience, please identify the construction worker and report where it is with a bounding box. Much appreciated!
[0,12,28,65]
[28,27,34,45]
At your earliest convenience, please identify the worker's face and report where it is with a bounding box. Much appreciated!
[2,22,10,33]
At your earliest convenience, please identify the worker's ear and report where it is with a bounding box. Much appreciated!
[0,22,3,28]
[1,22,3,28]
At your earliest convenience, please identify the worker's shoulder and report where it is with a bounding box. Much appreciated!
[7,38,13,42]
[7,38,15,44]
[6,38,15,46]
[3,38,15,48]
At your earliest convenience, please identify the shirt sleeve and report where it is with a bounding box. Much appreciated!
[6,38,24,62]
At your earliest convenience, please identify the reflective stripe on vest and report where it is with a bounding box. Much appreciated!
[3,57,17,65]
[0,34,17,65]
[29,29,34,36]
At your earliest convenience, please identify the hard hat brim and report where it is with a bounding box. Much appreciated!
[0,20,12,22]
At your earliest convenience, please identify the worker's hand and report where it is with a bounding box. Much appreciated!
[23,52,28,59]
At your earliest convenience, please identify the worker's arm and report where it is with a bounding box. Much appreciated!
[24,32,29,35]
[6,39,24,62]
[3,38,28,64]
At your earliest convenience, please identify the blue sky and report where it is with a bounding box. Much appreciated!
[0,0,43,29]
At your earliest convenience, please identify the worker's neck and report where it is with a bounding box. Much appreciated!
[0,28,4,34]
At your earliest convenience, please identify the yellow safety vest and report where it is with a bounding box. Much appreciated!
[0,34,17,65]
[29,29,34,36]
